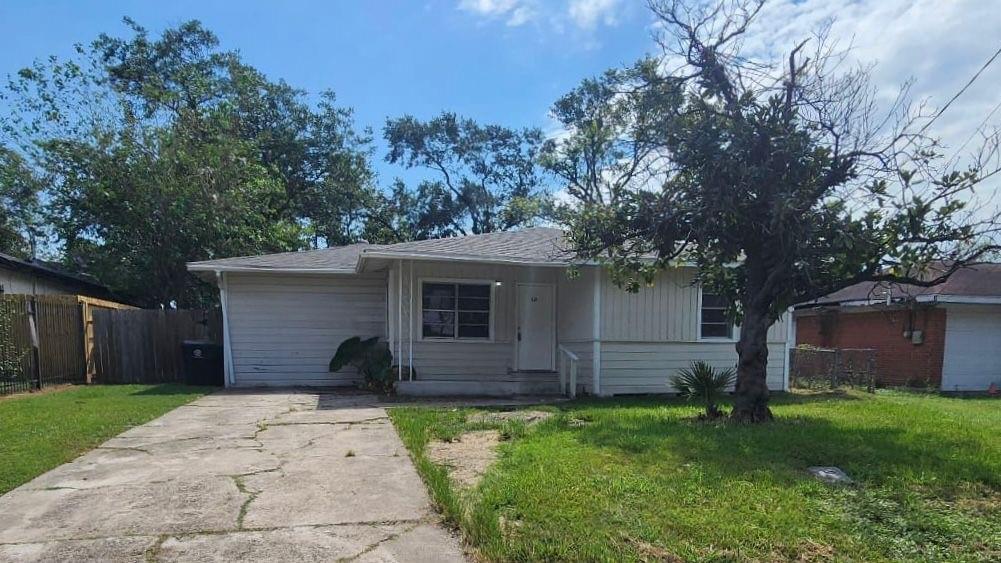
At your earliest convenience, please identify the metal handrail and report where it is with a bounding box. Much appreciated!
[557,344,579,361]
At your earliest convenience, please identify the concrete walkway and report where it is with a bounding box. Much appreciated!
[0,390,468,562]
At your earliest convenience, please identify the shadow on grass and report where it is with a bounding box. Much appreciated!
[554,389,863,413]
[567,407,999,489]
[130,383,218,396]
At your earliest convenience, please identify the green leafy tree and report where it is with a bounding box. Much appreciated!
[0,147,42,258]
[545,0,1001,421]
[384,112,550,236]
[3,18,377,305]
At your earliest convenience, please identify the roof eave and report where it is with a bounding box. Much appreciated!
[915,294,1001,305]
[186,263,357,274]
[356,250,572,269]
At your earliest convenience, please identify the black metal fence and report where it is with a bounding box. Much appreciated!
[1,296,222,396]
[0,295,87,396]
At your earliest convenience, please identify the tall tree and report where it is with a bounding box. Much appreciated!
[2,18,377,305]
[384,112,550,236]
[0,147,42,258]
[544,0,1001,421]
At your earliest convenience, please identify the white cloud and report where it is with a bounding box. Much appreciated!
[457,0,536,27]
[457,0,624,31]
[733,0,1001,164]
[568,0,622,29]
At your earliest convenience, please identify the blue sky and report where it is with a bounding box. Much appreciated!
[0,0,653,182]
[2,0,999,188]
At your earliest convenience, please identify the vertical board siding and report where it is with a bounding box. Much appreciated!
[600,341,786,394]
[226,273,387,387]
[601,268,699,342]
[600,268,788,344]
[558,267,594,341]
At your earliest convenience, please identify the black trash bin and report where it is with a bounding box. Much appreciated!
[181,340,224,386]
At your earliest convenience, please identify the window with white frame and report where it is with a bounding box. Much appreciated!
[421,282,491,339]
[700,292,733,339]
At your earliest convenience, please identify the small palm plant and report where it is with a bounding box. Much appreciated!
[670,361,736,419]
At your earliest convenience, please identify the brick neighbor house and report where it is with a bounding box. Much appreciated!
[794,264,1001,392]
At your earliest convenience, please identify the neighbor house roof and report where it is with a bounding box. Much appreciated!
[0,251,112,296]
[797,263,1001,308]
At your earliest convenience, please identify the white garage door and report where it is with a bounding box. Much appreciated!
[225,273,387,387]
[942,305,1001,392]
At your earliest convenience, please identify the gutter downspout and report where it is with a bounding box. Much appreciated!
[783,306,795,392]
[409,260,414,382]
[397,259,403,381]
[592,267,602,396]
[216,270,236,387]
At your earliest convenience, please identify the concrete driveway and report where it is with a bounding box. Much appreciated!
[0,390,467,562]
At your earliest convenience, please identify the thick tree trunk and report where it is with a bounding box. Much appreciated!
[731,307,773,423]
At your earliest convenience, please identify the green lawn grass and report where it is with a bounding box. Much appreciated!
[390,391,1001,562]
[0,384,210,495]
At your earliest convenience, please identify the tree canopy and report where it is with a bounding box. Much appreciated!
[0,19,553,304]
[1,19,378,306]
[544,0,1000,421]
[384,112,550,238]
[0,147,42,259]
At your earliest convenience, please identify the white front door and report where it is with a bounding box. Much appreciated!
[517,283,555,371]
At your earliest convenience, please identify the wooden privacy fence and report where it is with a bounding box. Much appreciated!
[91,308,222,384]
[0,295,87,395]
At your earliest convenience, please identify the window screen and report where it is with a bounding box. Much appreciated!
[700,292,733,339]
[422,282,491,339]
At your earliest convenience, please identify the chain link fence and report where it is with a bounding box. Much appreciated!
[790,346,877,392]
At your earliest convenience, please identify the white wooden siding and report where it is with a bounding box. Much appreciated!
[226,272,387,386]
[600,341,786,395]
[219,261,792,392]
[599,268,788,343]
[0,267,86,295]
[389,260,561,379]
[941,305,1001,392]
[558,267,595,341]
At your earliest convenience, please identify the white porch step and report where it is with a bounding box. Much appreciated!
[396,379,562,397]
[407,371,559,383]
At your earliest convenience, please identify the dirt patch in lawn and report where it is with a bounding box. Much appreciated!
[467,410,552,425]
[427,430,501,488]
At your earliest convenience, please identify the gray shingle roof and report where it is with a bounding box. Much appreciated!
[799,263,1001,307]
[186,228,573,272]
[363,227,570,264]
[187,243,377,272]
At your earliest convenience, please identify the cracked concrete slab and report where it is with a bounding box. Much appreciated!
[0,536,154,562]
[0,389,467,562]
[156,522,463,562]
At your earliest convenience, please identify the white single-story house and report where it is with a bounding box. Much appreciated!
[188,228,791,396]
